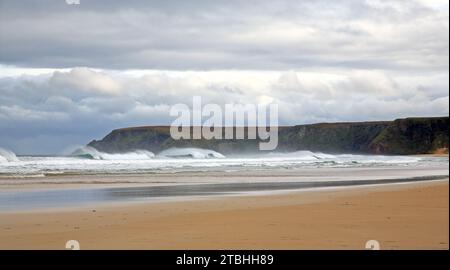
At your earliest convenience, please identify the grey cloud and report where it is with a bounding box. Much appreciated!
[0,0,448,71]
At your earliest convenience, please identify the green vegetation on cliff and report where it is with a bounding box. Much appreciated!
[88,117,449,155]
[368,117,449,154]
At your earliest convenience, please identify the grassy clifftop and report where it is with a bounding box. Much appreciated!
[88,117,449,155]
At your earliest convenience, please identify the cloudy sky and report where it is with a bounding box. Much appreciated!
[0,0,448,154]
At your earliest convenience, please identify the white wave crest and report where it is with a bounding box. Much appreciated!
[158,147,225,159]
[0,147,19,163]
[71,146,155,160]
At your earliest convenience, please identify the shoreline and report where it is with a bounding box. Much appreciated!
[0,172,448,212]
[1,178,447,215]
[0,179,448,249]
[0,163,448,189]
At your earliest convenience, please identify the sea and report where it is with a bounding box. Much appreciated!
[1,146,447,178]
[0,146,448,211]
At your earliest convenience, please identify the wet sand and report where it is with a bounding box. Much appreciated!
[1,164,448,190]
[0,179,448,250]
[0,175,447,212]
[0,164,448,212]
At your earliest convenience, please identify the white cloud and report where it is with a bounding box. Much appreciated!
[0,67,447,128]
[49,68,121,95]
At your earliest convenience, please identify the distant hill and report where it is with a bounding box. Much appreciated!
[88,117,449,155]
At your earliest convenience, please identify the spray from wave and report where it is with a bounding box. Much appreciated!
[158,147,226,159]
[263,150,420,164]
[0,147,19,163]
[71,146,155,160]
[265,150,336,160]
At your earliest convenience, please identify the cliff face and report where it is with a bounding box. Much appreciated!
[368,117,449,155]
[88,117,449,155]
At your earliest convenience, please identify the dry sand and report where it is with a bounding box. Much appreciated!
[0,180,448,250]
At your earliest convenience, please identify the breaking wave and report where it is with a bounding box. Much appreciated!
[0,147,19,163]
[71,146,155,160]
[158,147,226,159]
[0,147,440,177]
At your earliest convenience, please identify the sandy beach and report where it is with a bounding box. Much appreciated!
[0,179,447,250]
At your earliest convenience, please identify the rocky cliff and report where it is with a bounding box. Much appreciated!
[88,117,449,155]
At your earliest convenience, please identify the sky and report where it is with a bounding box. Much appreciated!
[0,0,448,154]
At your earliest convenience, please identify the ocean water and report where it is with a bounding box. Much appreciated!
[0,146,448,211]
[0,147,447,177]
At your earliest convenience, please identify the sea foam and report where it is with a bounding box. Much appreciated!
[158,147,226,159]
[71,146,155,160]
[0,147,19,163]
